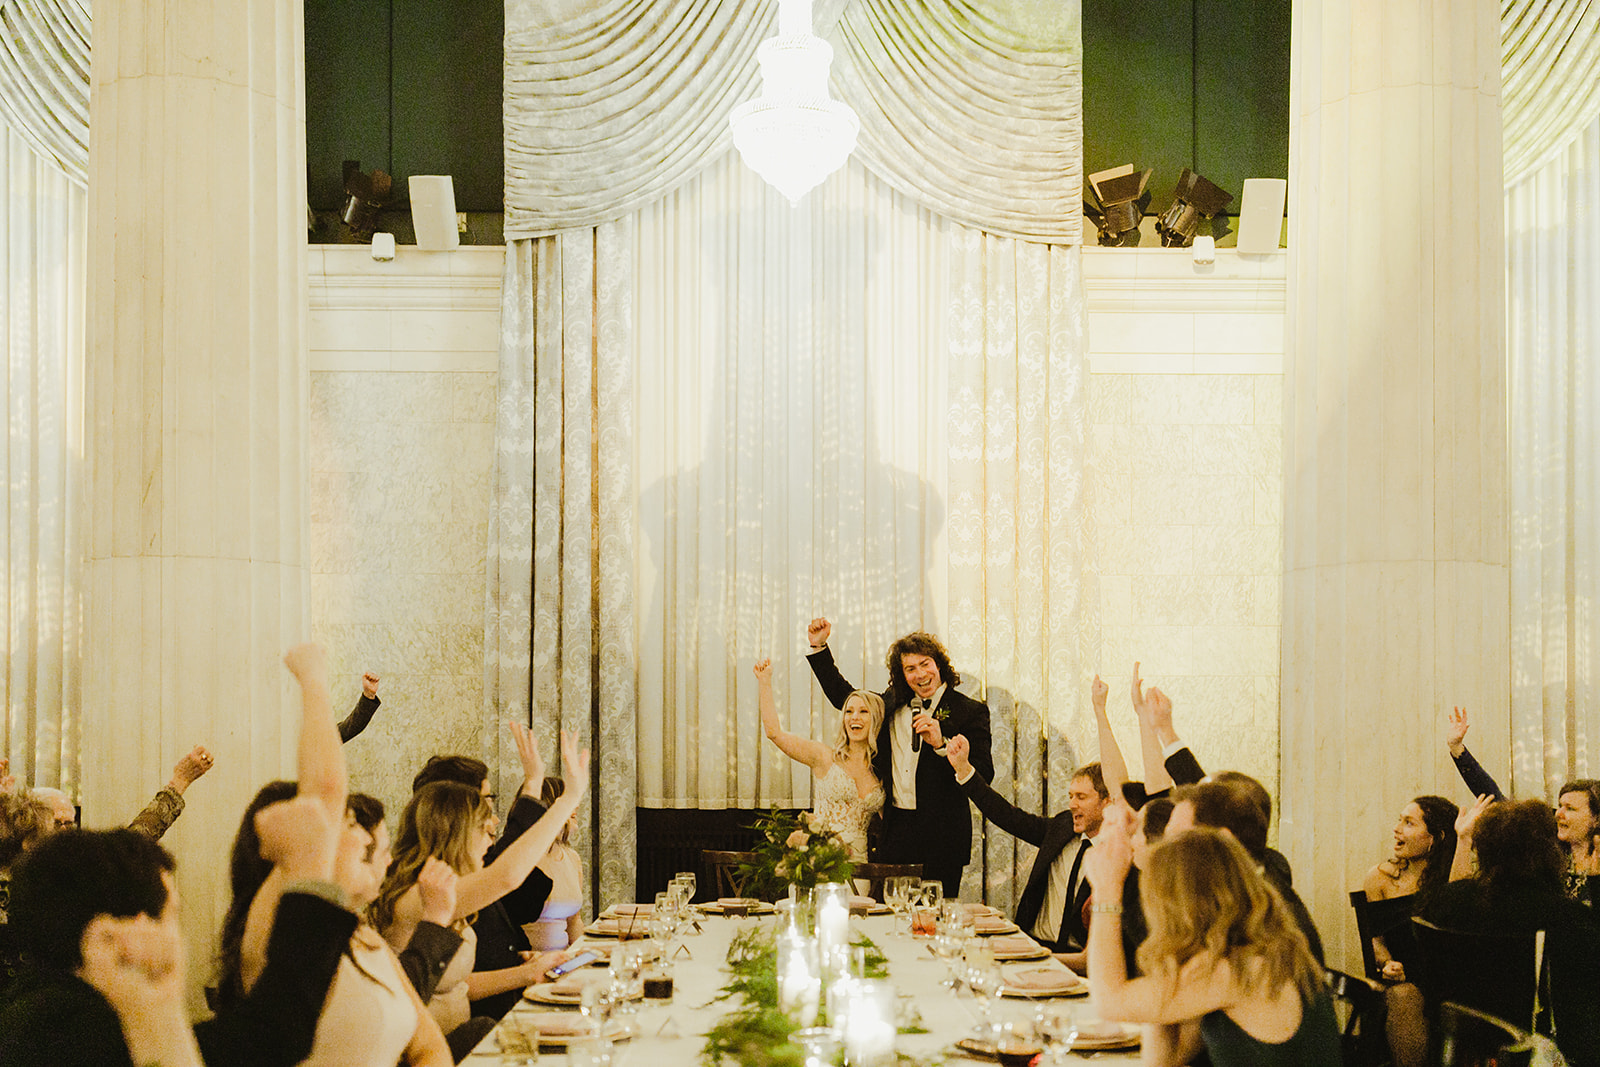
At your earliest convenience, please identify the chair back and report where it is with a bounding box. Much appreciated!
[851,862,923,902]
[1410,918,1542,1032]
[1544,913,1600,1067]
[1349,888,1420,981]
[702,849,758,899]
[1438,1002,1556,1067]
[1324,967,1388,1067]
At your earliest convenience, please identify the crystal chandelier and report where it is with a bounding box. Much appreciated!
[729,0,860,204]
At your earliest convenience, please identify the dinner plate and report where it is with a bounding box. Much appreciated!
[998,966,1089,998]
[583,919,652,939]
[973,919,1020,936]
[952,1037,1044,1062]
[990,942,1051,961]
[499,1011,633,1047]
[524,984,644,1006]
[699,900,776,915]
[1070,1023,1141,1050]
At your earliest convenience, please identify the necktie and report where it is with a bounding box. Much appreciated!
[908,696,925,752]
[1059,838,1092,948]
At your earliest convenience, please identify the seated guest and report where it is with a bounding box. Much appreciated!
[945,733,1105,968]
[346,794,465,1003]
[1086,817,1341,1066]
[31,743,214,840]
[371,732,589,1060]
[527,777,586,950]
[0,804,362,1067]
[410,721,558,1021]
[1360,795,1457,1067]
[1167,780,1325,963]
[1430,798,1592,934]
[1446,706,1600,905]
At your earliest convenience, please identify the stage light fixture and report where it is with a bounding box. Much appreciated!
[341,160,393,235]
[1156,168,1233,248]
[1084,164,1152,246]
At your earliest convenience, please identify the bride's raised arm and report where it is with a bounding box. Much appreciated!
[755,658,833,774]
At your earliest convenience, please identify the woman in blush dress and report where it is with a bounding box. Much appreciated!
[525,776,585,951]
[754,658,884,863]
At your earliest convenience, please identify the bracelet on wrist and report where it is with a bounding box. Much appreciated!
[1089,903,1124,916]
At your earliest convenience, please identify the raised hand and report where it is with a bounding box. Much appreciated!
[169,745,214,793]
[945,734,974,777]
[80,911,202,1067]
[417,856,459,927]
[362,671,380,699]
[1446,706,1470,757]
[807,618,831,649]
[1145,687,1174,733]
[282,642,329,686]
[1085,801,1135,893]
[1129,662,1147,718]
[1456,793,1494,840]
[1091,675,1109,708]
[509,720,545,792]
[559,730,592,799]
[753,657,774,685]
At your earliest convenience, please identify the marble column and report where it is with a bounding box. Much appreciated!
[1281,0,1507,973]
[81,0,311,991]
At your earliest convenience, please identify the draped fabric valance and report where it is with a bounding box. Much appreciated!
[1502,0,1600,186]
[503,0,1081,242]
[0,0,91,185]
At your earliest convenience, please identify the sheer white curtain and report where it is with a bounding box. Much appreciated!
[488,150,1091,907]
[2,127,86,790]
[1506,115,1600,797]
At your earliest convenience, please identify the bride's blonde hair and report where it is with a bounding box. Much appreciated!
[831,689,885,763]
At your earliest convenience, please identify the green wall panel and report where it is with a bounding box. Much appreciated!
[304,0,391,210]
[1195,0,1290,201]
[1082,0,1194,189]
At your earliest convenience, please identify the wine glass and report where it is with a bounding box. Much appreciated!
[931,927,964,991]
[964,957,1005,1041]
[674,870,697,905]
[1036,1004,1080,1065]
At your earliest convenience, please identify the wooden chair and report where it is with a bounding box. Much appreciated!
[852,862,923,902]
[1410,918,1542,1034]
[1324,967,1389,1067]
[702,849,758,899]
[1349,888,1421,981]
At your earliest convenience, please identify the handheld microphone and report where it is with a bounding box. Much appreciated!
[909,696,925,752]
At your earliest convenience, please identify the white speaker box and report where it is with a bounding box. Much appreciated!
[1236,178,1286,253]
[409,175,460,251]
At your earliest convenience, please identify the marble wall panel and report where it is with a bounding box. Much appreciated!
[307,247,502,818]
[1085,249,1284,824]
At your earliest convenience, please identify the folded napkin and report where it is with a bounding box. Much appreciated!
[717,897,753,907]
[990,935,1042,955]
[610,903,653,915]
[587,918,648,939]
[961,903,1002,918]
[974,917,1015,934]
[551,970,608,996]
[520,1014,589,1037]
[849,895,876,908]
[1004,967,1082,994]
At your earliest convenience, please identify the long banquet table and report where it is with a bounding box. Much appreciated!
[466,909,1142,1065]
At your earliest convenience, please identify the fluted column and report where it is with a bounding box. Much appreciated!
[82,0,311,982]
[1281,0,1507,972]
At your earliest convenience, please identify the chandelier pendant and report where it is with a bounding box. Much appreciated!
[729,0,861,203]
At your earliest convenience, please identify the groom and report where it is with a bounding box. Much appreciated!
[804,618,993,895]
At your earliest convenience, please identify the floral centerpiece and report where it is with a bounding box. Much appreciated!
[740,808,855,899]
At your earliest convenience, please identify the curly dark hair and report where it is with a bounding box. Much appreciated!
[883,631,960,708]
[1409,795,1459,899]
[1472,799,1564,898]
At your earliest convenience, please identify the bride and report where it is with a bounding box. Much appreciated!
[754,658,885,863]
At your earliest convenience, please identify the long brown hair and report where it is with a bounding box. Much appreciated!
[369,781,489,934]
[1136,828,1323,1004]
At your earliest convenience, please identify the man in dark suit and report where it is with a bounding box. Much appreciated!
[946,737,1107,960]
[805,618,992,894]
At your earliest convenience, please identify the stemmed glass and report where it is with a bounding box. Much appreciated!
[963,944,1004,1041]
[607,942,644,1035]
[673,870,697,905]
[930,927,965,991]
[1036,1005,1080,1065]
[579,979,616,1038]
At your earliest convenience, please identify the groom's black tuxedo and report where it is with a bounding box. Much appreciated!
[806,645,992,890]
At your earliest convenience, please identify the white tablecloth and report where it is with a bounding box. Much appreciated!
[466,912,1141,1065]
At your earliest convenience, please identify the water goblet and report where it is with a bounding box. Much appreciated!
[674,870,697,904]
[964,959,1005,1041]
[578,981,614,1037]
[1035,1004,1080,1065]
